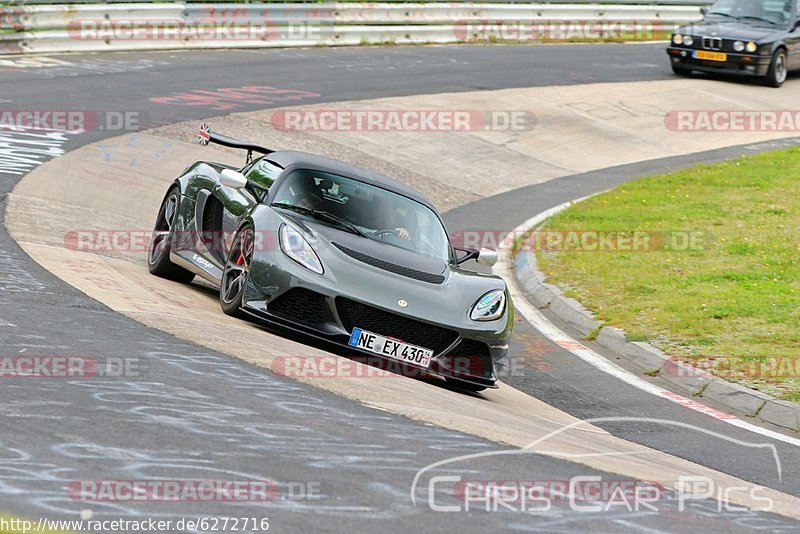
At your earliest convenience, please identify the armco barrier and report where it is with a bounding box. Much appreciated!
[2,0,715,5]
[0,2,704,54]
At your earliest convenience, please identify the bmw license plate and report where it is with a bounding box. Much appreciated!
[693,50,727,62]
[348,327,433,368]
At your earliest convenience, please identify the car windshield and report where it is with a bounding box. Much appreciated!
[271,168,451,262]
[706,0,792,25]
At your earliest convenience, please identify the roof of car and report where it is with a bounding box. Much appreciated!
[266,150,436,211]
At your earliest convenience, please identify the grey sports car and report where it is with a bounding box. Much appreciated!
[147,124,513,391]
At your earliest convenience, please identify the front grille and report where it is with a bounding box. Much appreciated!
[702,36,722,50]
[268,288,327,325]
[336,297,458,354]
[442,339,493,378]
[333,243,446,284]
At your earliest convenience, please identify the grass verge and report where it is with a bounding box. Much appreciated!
[535,147,800,402]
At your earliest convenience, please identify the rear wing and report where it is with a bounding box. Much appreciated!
[197,123,274,164]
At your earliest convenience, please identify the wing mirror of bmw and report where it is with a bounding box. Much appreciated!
[220,169,248,189]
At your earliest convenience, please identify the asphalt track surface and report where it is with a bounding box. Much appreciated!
[1,44,799,531]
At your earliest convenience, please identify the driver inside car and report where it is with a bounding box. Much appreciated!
[286,176,323,211]
[372,197,411,241]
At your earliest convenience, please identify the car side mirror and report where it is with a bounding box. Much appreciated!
[454,248,499,266]
[220,169,247,189]
[454,247,480,265]
[700,6,707,15]
[476,248,498,267]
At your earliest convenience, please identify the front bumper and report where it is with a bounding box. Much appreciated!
[241,276,511,390]
[667,47,772,77]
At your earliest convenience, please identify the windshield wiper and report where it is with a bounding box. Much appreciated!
[705,11,738,17]
[737,15,779,24]
[273,204,370,238]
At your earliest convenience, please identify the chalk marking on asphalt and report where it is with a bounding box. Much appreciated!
[495,199,800,448]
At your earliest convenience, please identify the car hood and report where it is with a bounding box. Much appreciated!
[679,20,781,41]
[284,214,449,277]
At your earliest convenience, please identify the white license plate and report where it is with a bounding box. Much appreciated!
[348,327,433,368]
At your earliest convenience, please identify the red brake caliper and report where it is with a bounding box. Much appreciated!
[236,237,246,266]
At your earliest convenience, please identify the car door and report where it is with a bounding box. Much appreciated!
[786,0,800,69]
[207,158,283,264]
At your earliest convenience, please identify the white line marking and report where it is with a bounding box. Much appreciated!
[494,200,800,448]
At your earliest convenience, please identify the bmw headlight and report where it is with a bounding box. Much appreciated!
[733,41,745,52]
[672,34,683,45]
[470,289,506,321]
[279,224,323,274]
[745,41,757,53]
[683,35,694,46]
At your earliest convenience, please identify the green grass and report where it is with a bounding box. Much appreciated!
[535,147,800,402]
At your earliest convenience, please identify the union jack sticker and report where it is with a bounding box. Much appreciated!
[198,123,211,146]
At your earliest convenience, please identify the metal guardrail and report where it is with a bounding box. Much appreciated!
[3,0,715,5]
[0,2,704,54]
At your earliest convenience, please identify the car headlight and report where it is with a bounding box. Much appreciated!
[684,35,694,46]
[279,224,323,274]
[470,289,506,321]
[672,34,683,45]
[746,41,757,53]
[733,41,745,52]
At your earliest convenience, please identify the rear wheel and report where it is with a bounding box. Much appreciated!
[148,186,195,283]
[764,48,787,88]
[220,224,255,317]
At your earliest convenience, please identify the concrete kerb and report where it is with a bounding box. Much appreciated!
[512,212,800,433]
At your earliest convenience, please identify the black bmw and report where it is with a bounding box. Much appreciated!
[667,0,800,86]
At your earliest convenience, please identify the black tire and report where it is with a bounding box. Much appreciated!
[220,224,255,317]
[671,63,691,76]
[764,48,787,88]
[148,186,195,283]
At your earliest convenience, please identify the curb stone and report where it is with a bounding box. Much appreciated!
[513,247,800,433]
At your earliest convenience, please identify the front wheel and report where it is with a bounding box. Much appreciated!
[148,186,195,283]
[764,48,787,88]
[671,63,691,76]
[220,224,255,317]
